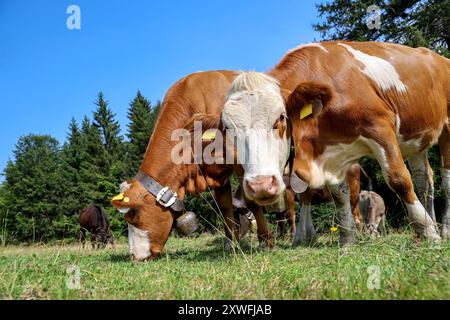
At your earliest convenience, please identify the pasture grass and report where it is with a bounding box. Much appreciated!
[0,231,448,300]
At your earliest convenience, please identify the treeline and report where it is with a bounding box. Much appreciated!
[0,92,160,243]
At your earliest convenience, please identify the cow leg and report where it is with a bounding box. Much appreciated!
[328,180,356,246]
[286,187,297,237]
[246,201,273,249]
[347,165,363,231]
[276,211,287,236]
[215,180,239,252]
[367,130,440,240]
[293,189,316,246]
[379,216,387,236]
[91,233,97,249]
[439,125,450,239]
[79,229,86,249]
[408,152,437,223]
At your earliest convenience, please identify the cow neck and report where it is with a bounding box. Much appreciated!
[267,49,317,92]
[139,99,191,195]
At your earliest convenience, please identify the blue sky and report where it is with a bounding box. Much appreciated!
[0,0,323,176]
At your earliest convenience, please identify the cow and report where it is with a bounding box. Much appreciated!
[359,190,386,237]
[221,41,449,244]
[111,71,284,261]
[79,204,113,249]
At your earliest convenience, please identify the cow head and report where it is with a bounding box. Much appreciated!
[221,72,291,205]
[286,82,334,189]
[111,181,174,262]
[111,114,235,262]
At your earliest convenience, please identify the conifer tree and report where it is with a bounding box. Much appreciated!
[126,91,153,176]
[3,135,62,241]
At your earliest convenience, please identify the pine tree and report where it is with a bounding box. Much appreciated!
[3,135,63,241]
[93,92,123,155]
[58,118,85,230]
[78,116,108,204]
[126,91,153,176]
[92,92,127,180]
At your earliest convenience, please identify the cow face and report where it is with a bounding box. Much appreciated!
[221,72,290,205]
[111,180,173,262]
[285,82,334,189]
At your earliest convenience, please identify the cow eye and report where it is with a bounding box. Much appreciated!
[279,114,286,122]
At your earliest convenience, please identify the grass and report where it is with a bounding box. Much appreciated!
[0,231,449,300]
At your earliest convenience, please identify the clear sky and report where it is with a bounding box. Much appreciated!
[0,0,323,177]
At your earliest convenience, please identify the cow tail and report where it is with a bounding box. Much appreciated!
[360,166,373,191]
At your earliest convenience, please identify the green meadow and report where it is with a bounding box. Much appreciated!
[0,232,448,300]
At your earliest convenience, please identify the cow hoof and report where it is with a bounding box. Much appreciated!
[224,240,233,253]
[258,241,270,251]
[441,227,450,240]
[423,227,441,241]
[292,232,316,247]
[339,235,356,247]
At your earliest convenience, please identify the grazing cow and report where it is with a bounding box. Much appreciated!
[111,71,282,261]
[79,204,113,249]
[222,41,449,244]
[359,191,386,237]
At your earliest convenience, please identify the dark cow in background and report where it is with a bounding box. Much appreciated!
[79,204,113,249]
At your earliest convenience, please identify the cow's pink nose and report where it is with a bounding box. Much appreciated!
[245,175,279,198]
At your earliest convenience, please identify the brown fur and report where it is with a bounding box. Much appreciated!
[279,41,449,239]
[112,71,277,260]
[79,205,113,249]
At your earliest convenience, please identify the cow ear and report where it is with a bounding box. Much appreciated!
[286,82,333,120]
[184,113,223,135]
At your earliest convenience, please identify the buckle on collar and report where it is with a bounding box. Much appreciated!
[156,187,178,208]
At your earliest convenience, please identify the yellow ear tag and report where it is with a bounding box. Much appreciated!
[202,129,217,141]
[300,103,313,119]
[112,193,125,202]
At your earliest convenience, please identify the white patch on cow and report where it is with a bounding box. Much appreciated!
[395,115,401,135]
[338,43,407,93]
[222,72,290,196]
[405,200,440,239]
[120,182,131,192]
[118,207,130,214]
[397,135,422,160]
[128,224,151,260]
[287,42,328,54]
[305,136,379,188]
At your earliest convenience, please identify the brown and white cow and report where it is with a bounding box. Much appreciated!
[222,41,449,244]
[111,71,281,261]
